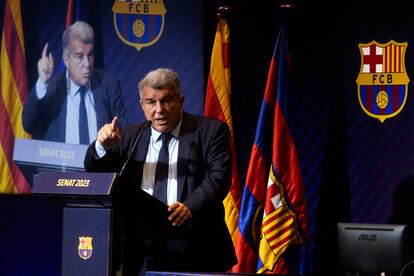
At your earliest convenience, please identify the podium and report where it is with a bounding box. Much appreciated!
[32,170,117,276]
[13,138,172,275]
[31,169,172,276]
[12,139,118,275]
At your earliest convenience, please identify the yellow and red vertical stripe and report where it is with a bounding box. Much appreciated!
[66,0,75,28]
[383,43,404,73]
[0,0,31,193]
[204,16,242,245]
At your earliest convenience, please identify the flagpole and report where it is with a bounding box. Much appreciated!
[216,5,233,19]
[279,3,297,23]
[279,3,296,23]
[280,3,296,8]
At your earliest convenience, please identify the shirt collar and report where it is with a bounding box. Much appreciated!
[151,120,182,143]
[66,70,89,96]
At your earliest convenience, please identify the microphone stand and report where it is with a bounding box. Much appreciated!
[118,120,152,177]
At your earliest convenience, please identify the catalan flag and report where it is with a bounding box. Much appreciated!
[233,11,309,274]
[204,15,242,246]
[0,0,31,193]
[57,0,76,72]
[66,0,75,28]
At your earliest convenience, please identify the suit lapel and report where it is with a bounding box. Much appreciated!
[89,72,102,128]
[56,75,68,142]
[177,113,195,201]
[132,125,151,186]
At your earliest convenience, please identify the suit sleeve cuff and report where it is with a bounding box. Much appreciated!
[95,140,107,158]
[35,78,48,99]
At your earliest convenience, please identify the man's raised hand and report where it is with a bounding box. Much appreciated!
[38,43,54,83]
[97,116,121,148]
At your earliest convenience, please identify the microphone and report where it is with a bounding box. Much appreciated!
[118,120,152,177]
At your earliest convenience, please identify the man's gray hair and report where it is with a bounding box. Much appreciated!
[138,68,182,99]
[62,21,94,55]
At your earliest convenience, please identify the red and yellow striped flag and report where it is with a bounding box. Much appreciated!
[204,15,242,245]
[0,0,31,193]
[66,0,75,28]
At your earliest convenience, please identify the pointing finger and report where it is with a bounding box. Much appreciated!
[48,52,54,65]
[42,43,48,58]
[110,116,118,130]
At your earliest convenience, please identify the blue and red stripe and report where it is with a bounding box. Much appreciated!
[234,16,309,274]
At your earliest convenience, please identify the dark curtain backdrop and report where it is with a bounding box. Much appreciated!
[208,0,414,275]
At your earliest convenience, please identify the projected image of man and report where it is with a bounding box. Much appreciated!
[22,21,127,144]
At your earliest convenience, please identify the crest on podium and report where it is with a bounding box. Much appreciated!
[78,236,93,260]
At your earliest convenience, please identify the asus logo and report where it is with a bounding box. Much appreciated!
[358,234,377,241]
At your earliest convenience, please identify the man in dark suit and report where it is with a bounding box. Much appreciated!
[22,21,127,144]
[84,68,237,275]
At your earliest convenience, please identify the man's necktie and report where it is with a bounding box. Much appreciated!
[79,87,89,145]
[153,132,171,204]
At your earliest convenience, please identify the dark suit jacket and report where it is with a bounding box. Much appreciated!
[22,69,127,142]
[84,112,237,272]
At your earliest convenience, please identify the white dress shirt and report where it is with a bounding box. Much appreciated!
[95,121,182,205]
[141,125,180,205]
[35,72,97,144]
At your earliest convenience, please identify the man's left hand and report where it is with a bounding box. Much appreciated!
[168,202,192,227]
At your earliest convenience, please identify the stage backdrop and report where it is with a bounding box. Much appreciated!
[209,0,414,274]
[3,0,414,275]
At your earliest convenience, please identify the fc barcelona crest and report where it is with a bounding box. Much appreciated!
[356,40,410,123]
[112,0,167,51]
[78,236,93,260]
